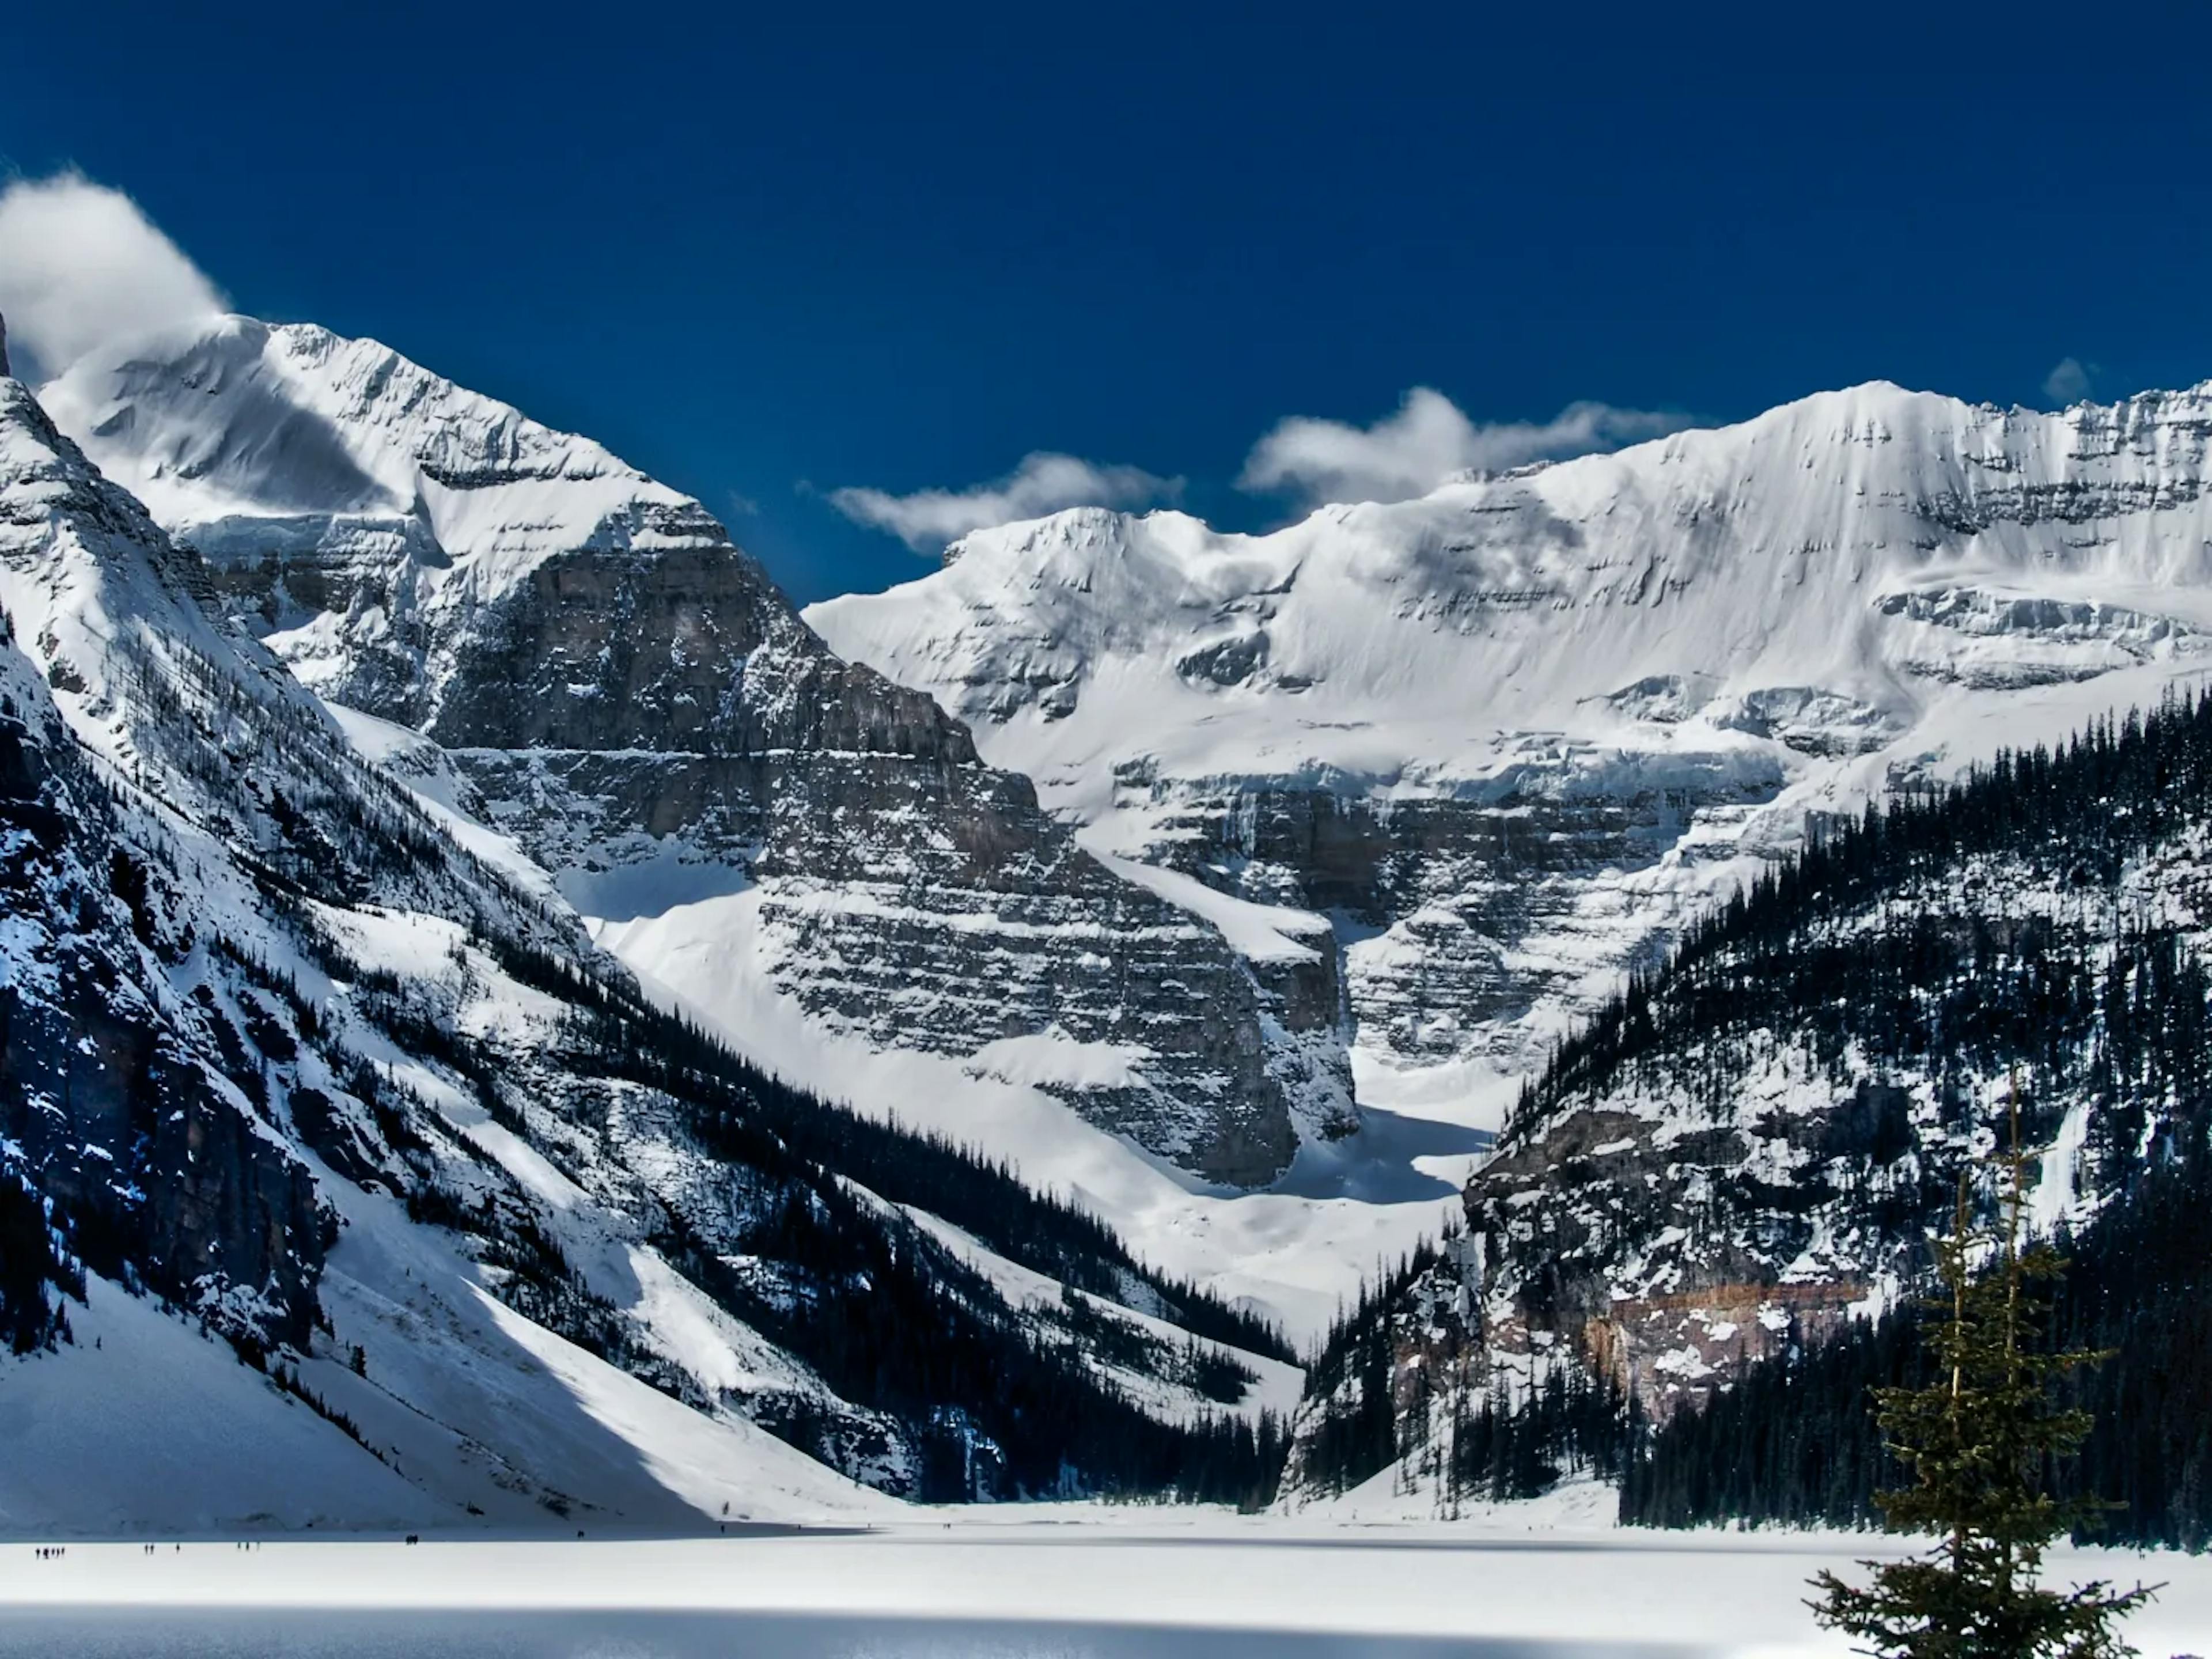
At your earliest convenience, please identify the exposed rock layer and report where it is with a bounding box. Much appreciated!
[41,320,1330,1183]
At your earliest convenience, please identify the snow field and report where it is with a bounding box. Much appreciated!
[593,885,1469,1345]
[1,1522,2206,1656]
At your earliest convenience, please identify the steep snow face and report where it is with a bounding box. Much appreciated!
[0,372,333,771]
[38,315,745,728]
[809,382,2212,1115]
[40,319,1340,1184]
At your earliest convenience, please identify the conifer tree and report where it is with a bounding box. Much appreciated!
[1809,1089,2156,1658]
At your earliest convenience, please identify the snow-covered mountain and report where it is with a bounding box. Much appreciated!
[0,356,1296,1533]
[19,293,2212,1535]
[40,316,1352,1185]
[809,382,2212,1125]
[1278,695,2212,1524]
[0,365,875,1527]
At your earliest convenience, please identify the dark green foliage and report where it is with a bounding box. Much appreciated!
[1295,1243,1444,1496]
[0,1172,82,1355]
[1449,1359,1630,1503]
[479,925,1292,1363]
[1809,1121,2156,1658]
[1622,1299,1925,1529]
[1461,692,2212,1554]
[2050,1152,2212,1551]
[1626,1140,2212,1551]
[438,929,1293,1502]
[1184,1339,1260,1406]
[1521,697,2212,1161]
[1296,1240,1631,1506]
[65,854,1290,1502]
[656,1191,1283,1504]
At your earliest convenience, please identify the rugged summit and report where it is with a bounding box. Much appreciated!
[810,382,2212,1122]
[39,318,1343,1183]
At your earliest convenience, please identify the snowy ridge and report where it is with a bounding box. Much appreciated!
[809,380,2212,1119]
[38,315,768,737]
[40,315,722,613]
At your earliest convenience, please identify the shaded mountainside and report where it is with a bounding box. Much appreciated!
[1287,1147,2212,1550]
[1621,1138,2212,1548]
[1284,694,2212,1535]
[40,316,1347,1185]
[0,369,1291,1528]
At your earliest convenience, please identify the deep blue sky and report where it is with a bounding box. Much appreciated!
[9,3,2212,601]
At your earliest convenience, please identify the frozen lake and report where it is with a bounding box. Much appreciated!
[0,1608,1672,1657]
[2,1521,2205,1657]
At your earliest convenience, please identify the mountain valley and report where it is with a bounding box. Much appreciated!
[9,312,2212,1535]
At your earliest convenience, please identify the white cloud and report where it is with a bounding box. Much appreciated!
[1238,387,1688,507]
[0,172,227,381]
[828,452,1181,551]
[2043,356,2096,404]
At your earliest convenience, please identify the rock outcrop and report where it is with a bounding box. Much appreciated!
[39,318,1335,1183]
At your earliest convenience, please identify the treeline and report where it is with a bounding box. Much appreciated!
[481,925,1292,1363]
[1626,1140,2212,1548]
[1621,1298,1926,1530]
[371,923,1295,1501]
[203,811,1294,1501]
[1524,691,2212,1140]
[656,1156,1285,1505]
[1547,695,2212,1544]
[1450,1362,1630,1504]
[1295,1242,1445,1495]
[1294,1234,1631,1508]
[286,907,1296,1500]
[1300,1140,2212,1543]
[1295,690,2212,1535]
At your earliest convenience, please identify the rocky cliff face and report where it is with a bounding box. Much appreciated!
[0,368,543,1352]
[809,384,2212,1123]
[1122,770,1772,1063]
[39,318,1338,1183]
[1278,701,2212,1509]
[0,360,1301,1521]
[0,620,327,1348]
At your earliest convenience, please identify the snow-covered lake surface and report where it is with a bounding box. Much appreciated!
[3,1520,2205,1657]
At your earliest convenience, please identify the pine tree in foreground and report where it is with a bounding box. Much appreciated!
[1809,1090,2157,1658]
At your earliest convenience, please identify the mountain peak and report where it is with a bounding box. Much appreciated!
[31,309,1332,1186]
[810,363,2212,1117]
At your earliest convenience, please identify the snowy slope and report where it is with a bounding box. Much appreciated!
[5,354,1311,1531]
[0,1262,890,1537]
[36,315,729,722]
[0,1275,435,1537]
[41,317,1335,1186]
[588,879,1468,1344]
[812,383,2212,796]
[0,364,905,1528]
[809,382,2212,1126]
